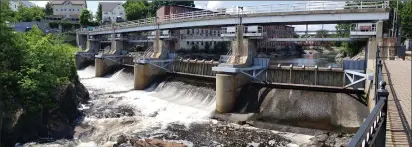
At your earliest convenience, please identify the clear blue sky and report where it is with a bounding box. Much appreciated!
[30,1,338,31]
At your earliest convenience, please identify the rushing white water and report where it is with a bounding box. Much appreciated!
[22,66,313,147]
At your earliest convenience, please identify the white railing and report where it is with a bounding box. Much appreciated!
[79,1,388,33]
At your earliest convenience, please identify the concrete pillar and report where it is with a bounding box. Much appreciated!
[216,73,238,113]
[134,64,164,90]
[95,57,105,77]
[365,20,384,112]
[216,73,250,113]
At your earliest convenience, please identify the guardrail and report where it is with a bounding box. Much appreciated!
[77,1,389,34]
[348,47,389,146]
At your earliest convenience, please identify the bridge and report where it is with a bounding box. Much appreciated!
[75,1,411,146]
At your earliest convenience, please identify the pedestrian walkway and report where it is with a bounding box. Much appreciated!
[384,60,411,146]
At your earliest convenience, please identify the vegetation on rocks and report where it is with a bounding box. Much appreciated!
[0,0,81,112]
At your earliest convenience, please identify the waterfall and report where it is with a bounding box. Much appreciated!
[21,66,312,147]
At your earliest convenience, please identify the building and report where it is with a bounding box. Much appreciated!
[150,5,296,52]
[156,5,205,22]
[9,0,36,11]
[51,0,86,19]
[100,2,126,24]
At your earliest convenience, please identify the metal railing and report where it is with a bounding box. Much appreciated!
[77,1,388,34]
[348,47,389,147]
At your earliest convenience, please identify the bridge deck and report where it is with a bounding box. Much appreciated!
[383,60,411,146]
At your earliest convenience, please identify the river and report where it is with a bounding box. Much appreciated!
[21,66,313,147]
[270,52,341,68]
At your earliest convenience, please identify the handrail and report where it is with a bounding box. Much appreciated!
[348,46,389,146]
[77,1,389,34]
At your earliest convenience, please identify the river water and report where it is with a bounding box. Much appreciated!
[21,66,314,147]
[271,52,341,68]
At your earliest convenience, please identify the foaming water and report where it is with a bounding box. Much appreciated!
[23,66,312,146]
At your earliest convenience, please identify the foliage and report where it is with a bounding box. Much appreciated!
[123,1,150,20]
[315,29,328,38]
[97,4,102,22]
[400,1,412,39]
[0,0,17,22]
[79,9,92,27]
[0,14,79,112]
[122,0,195,20]
[340,41,368,57]
[44,2,53,16]
[16,3,45,22]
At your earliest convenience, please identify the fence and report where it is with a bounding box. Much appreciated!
[78,1,389,33]
[378,46,406,60]
[348,47,389,146]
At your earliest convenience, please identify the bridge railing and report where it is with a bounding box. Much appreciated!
[348,47,389,146]
[78,1,389,33]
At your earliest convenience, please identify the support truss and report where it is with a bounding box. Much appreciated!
[344,70,372,88]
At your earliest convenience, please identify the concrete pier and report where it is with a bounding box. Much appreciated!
[216,73,237,112]
[133,64,165,90]
[95,57,105,77]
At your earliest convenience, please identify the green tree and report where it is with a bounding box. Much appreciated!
[79,9,92,27]
[400,1,412,39]
[315,29,328,38]
[123,1,149,20]
[16,3,45,22]
[0,0,17,22]
[97,4,102,22]
[44,2,53,16]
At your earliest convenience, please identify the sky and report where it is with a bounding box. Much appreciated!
[30,1,338,31]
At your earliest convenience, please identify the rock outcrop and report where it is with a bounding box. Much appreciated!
[1,80,89,146]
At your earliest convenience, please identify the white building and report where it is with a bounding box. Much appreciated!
[51,0,86,18]
[9,1,36,11]
[100,2,125,23]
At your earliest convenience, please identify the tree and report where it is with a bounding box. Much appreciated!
[123,1,149,20]
[0,0,17,22]
[79,9,92,27]
[400,1,412,39]
[315,29,328,38]
[16,3,45,22]
[97,4,102,22]
[44,2,53,15]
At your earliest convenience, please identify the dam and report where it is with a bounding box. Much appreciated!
[65,1,410,146]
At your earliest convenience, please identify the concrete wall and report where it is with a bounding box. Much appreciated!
[234,85,368,132]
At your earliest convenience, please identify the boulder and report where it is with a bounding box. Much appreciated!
[1,81,90,146]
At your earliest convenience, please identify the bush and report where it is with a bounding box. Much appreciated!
[0,25,79,112]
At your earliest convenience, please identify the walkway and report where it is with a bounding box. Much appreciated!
[383,60,411,146]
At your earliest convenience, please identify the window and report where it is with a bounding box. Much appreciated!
[201,42,203,46]
[104,12,108,14]
[64,9,66,11]
[187,42,189,45]
[56,9,58,11]
[78,9,80,11]
[61,9,63,11]
[120,12,123,15]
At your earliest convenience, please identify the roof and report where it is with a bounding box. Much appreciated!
[51,0,86,6]
[100,2,123,11]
